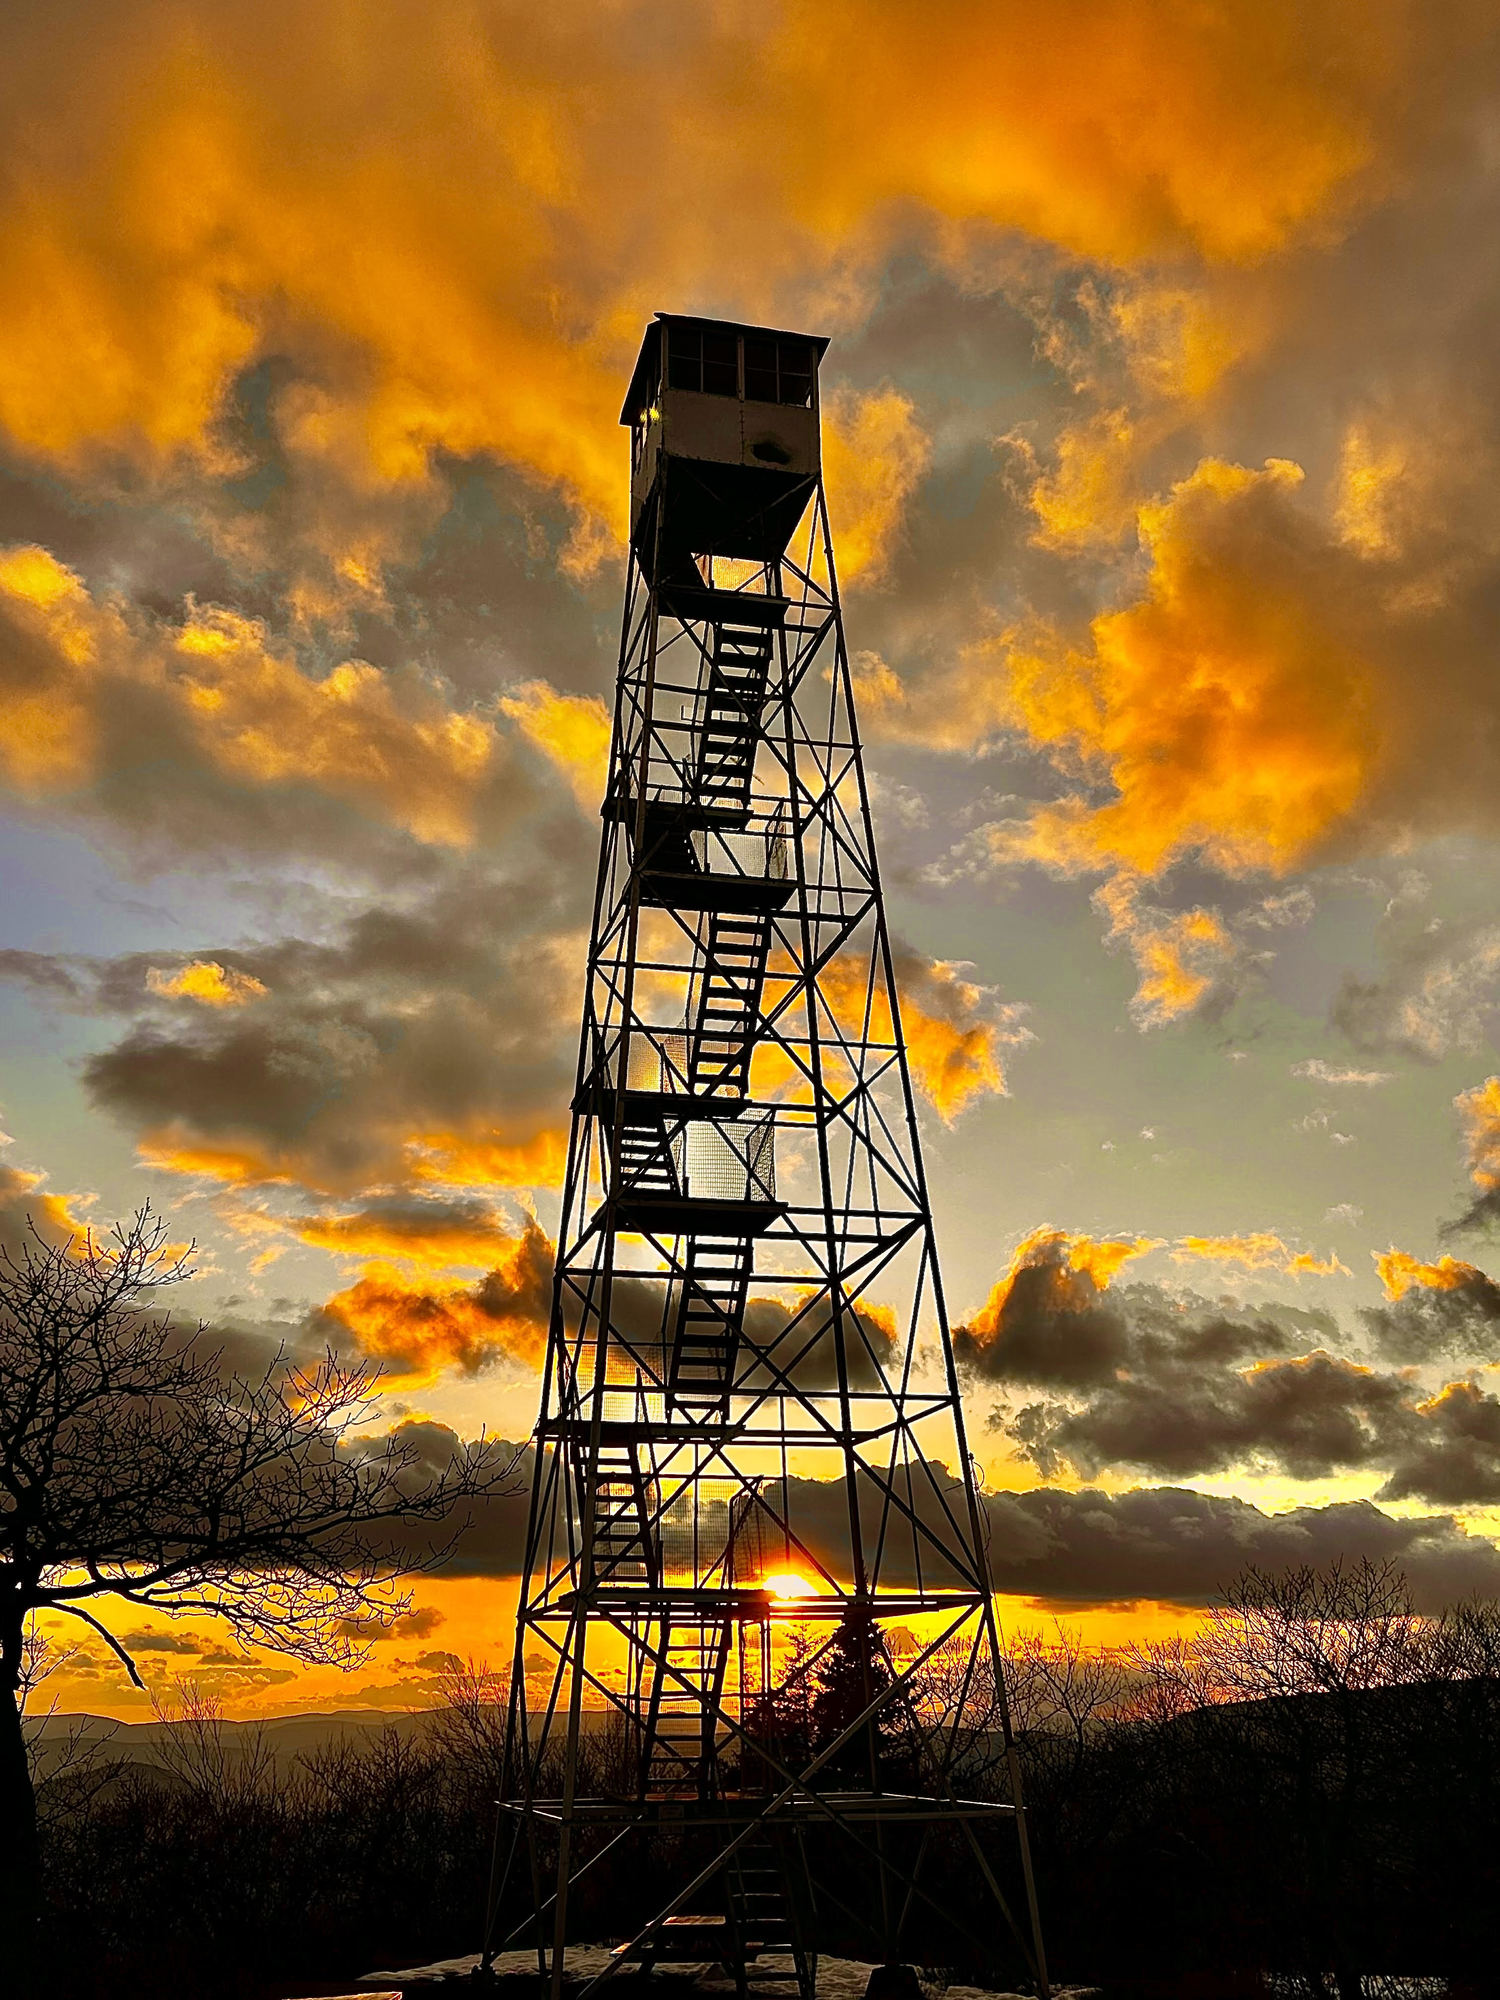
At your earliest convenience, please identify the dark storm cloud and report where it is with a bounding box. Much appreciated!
[378,1423,1500,1613]
[58,858,584,1197]
[999,1332,1500,1508]
[955,1257,1333,1393]
[1360,1266,1500,1362]
[1377,1381,1500,1508]
[1005,1349,1417,1483]
[982,1487,1500,1613]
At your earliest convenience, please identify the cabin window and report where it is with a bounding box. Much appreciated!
[666,326,814,405]
[666,324,739,397]
[745,336,812,407]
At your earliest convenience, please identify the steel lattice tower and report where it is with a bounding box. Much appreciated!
[486,315,1048,1999]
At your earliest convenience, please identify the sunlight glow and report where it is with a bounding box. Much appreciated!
[761,1572,814,1602]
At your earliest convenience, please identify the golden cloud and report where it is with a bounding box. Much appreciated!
[294,1196,537,1273]
[499,681,611,808]
[1173,1233,1350,1278]
[990,459,1380,879]
[1455,1075,1500,1193]
[0,0,1449,572]
[1092,873,1236,1027]
[815,945,1031,1122]
[146,961,268,1007]
[1373,1247,1485,1301]
[318,1218,554,1384]
[964,1224,1161,1342]
[0,1161,94,1257]
[0,544,503,847]
[822,386,932,585]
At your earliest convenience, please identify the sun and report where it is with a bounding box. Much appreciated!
[760,1571,814,1602]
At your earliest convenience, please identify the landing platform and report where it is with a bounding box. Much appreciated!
[357,1948,1058,2000]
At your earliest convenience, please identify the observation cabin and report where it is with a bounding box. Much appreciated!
[621,314,830,584]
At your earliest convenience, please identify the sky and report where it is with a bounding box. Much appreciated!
[10,0,1500,1716]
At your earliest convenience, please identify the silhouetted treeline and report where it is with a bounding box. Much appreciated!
[24,1561,1500,1999]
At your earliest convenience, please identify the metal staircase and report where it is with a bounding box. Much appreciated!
[613,1102,680,1199]
[692,912,772,1098]
[727,1839,811,2000]
[695,624,773,815]
[668,1233,755,1416]
[645,1618,733,1797]
[585,1444,659,1589]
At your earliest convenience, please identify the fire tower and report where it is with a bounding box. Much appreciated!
[486,316,1048,1997]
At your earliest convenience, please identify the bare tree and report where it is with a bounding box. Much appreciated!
[0,1207,519,1994]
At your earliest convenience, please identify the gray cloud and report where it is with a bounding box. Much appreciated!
[36,859,585,1200]
[982,1486,1500,1613]
[381,1421,1500,1613]
[1360,1264,1500,1361]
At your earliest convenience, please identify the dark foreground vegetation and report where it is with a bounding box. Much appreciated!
[22,1559,1500,2000]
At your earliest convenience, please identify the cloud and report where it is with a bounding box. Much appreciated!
[808,943,1031,1122]
[982,459,1379,880]
[332,1605,446,1643]
[991,1284,1500,1503]
[290,1194,539,1272]
[1291,1059,1392,1086]
[0,544,528,864]
[954,1227,1162,1386]
[1007,1348,1415,1483]
[498,680,611,810]
[955,1227,1346,1390]
[146,960,268,1007]
[116,1628,205,1656]
[1092,874,1239,1028]
[1447,1075,1500,1234]
[1333,921,1500,1060]
[0,0,1438,538]
[1171,1234,1349,1279]
[1360,1248,1500,1362]
[0,1159,94,1258]
[981,1486,1500,1613]
[67,870,579,1201]
[312,1217,554,1384]
[388,1426,1500,1614]
[822,386,933,585]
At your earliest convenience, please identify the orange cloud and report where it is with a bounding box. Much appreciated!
[0,0,1437,583]
[1455,1076,1500,1192]
[816,947,1030,1122]
[406,1129,569,1193]
[1093,874,1236,1027]
[822,386,932,585]
[1174,1234,1350,1278]
[319,1218,554,1385]
[991,460,1380,879]
[294,1197,534,1272]
[965,1225,1161,1340]
[1373,1247,1484,1301]
[137,1122,568,1201]
[0,545,502,846]
[146,960,267,1007]
[0,1161,94,1256]
[499,681,611,809]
